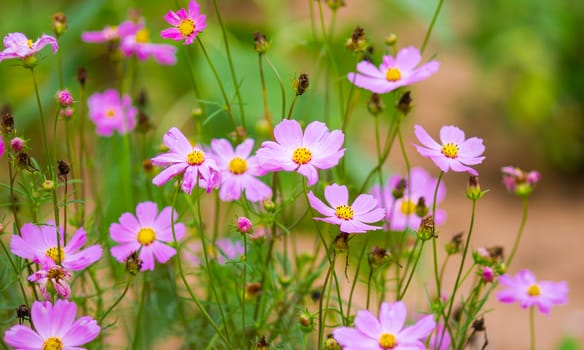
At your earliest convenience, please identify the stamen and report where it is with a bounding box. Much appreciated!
[228,157,248,175]
[292,147,312,165]
[378,332,396,349]
[137,227,156,246]
[335,205,354,220]
[385,67,401,82]
[178,19,195,37]
[441,143,459,159]
[187,149,205,165]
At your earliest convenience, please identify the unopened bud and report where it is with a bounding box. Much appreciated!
[10,137,24,152]
[481,266,495,283]
[1,107,15,136]
[367,93,384,116]
[77,67,87,87]
[385,33,398,46]
[125,251,143,275]
[298,311,314,332]
[333,232,349,253]
[445,232,464,255]
[263,199,275,212]
[237,216,252,234]
[253,32,269,54]
[466,176,486,200]
[396,90,412,115]
[42,180,55,192]
[245,282,262,299]
[293,73,310,96]
[57,160,70,179]
[368,246,390,269]
[325,335,341,350]
[415,197,429,218]
[255,336,270,350]
[326,0,345,10]
[346,26,367,53]
[417,215,434,241]
[52,12,67,37]
[392,178,406,199]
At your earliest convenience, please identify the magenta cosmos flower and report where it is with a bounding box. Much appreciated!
[333,301,436,350]
[497,269,568,315]
[121,23,177,65]
[4,299,100,349]
[414,124,485,176]
[161,0,207,45]
[110,201,186,271]
[81,20,140,43]
[308,183,384,234]
[0,32,58,63]
[151,127,221,194]
[88,89,137,136]
[29,265,73,300]
[256,119,345,186]
[371,166,446,231]
[347,46,439,94]
[209,138,272,202]
[10,222,102,271]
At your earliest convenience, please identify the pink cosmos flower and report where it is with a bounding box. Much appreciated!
[414,124,486,176]
[121,24,177,65]
[371,166,446,231]
[237,216,252,234]
[151,127,221,194]
[501,166,541,196]
[497,269,568,315]
[10,137,23,152]
[256,119,345,186]
[347,46,439,94]
[307,183,385,234]
[28,265,72,300]
[81,20,140,43]
[10,222,102,271]
[110,201,186,271]
[429,323,451,350]
[0,32,58,62]
[333,301,436,349]
[88,89,137,136]
[4,299,100,349]
[161,0,207,45]
[56,89,74,107]
[209,138,272,202]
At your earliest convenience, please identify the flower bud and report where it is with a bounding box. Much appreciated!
[481,266,495,283]
[52,12,67,37]
[392,178,406,199]
[333,232,349,253]
[237,216,252,234]
[255,336,270,350]
[501,166,541,198]
[10,137,24,152]
[253,32,269,54]
[125,251,143,275]
[60,107,74,119]
[325,335,341,350]
[385,33,398,46]
[245,282,262,299]
[415,197,429,218]
[368,246,391,269]
[326,0,346,10]
[396,91,412,115]
[466,176,486,200]
[293,73,310,96]
[417,215,434,241]
[346,26,367,53]
[1,107,15,136]
[298,311,314,332]
[367,93,384,116]
[445,232,464,255]
[57,160,70,179]
[42,180,55,192]
[278,274,292,287]
[263,199,276,212]
[77,67,87,87]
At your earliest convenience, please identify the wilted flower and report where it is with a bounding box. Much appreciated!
[110,201,186,271]
[347,46,439,94]
[4,300,100,349]
[308,183,385,234]
[414,124,486,176]
[88,89,137,136]
[161,0,207,45]
[151,127,221,194]
[333,301,436,349]
[497,269,568,315]
[256,119,345,186]
[10,222,102,270]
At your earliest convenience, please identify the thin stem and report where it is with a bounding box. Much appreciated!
[529,306,536,350]
[241,235,247,339]
[77,81,87,225]
[0,239,29,304]
[131,273,147,350]
[398,240,425,300]
[98,278,131,324]
[286,95,298,120]
[506,198,529,266]
[196,37,237,130]
[431,172,444,299]
[264,55,286,120]
[212,0,246,128]
[420,0,444,54]
[182,45,205,116]
[366,267,374,309]
[258,55,273,134]
[8,163,21,233]
[346,235,368,324]
[318,253,335,348]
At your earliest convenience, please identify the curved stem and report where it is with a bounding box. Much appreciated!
[258,55,273,134]
[506,198,529,266]
[420,0,444,54]
[99,277,131,324]
[263,55,286,120]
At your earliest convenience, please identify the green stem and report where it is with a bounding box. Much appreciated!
[99,277,131,324]
[258,55,273,134]
[131,273,147,350]
[196,37,237,130]
[366,267,374,309]
[264,55,286,120]
[506,198,529,266]
[241,235,247,340]
[212,0,246,129]
[0,239,29,304]
[431,172,444,299]
[318,253,335,348]
[420,0,444,54]
[529,306,536,350]
[398,240,425,300]
[346,235,368,324]
[286,95,298,120]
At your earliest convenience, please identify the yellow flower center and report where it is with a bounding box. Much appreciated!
[292,147,312,165]
[385,67,401,82]
[178,19,195,37]
[228,157,248,175]
[135,28,150,43]
[45,247,65,263]
[378,332,396,349]
[43,337,63,350]
[105,109,116,119]
[527,284,541,296]
[137,227,156,246]
[335,205,354,221]
[187,149,205,166]
[441,143,459,159]
[27,39,34,49]
[400,199,416,215]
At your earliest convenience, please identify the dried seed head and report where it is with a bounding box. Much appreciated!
[253,32,269,54]
[77,67,87,87]
[293,73,310,96]
[52,12,67,37]
[57,160,70,179]
[397,90,412,115]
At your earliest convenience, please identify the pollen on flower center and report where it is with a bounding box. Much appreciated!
[187,149,205,165]
[385,67,402,82]
[178,19,195,36]
[137,227,156,246]
[527,284,541,296]
[26,39,34,49]
[42,336,63,350]
[400,199,416,215]
[292,147,312,165]
[105,109,116,118]
[441,143,459,159]
[47,267,65,280]
[229,157,248,175]
[335,205,354,220]
[378,332,396,349]
[136,28,150,43]
[45,247,65,263]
